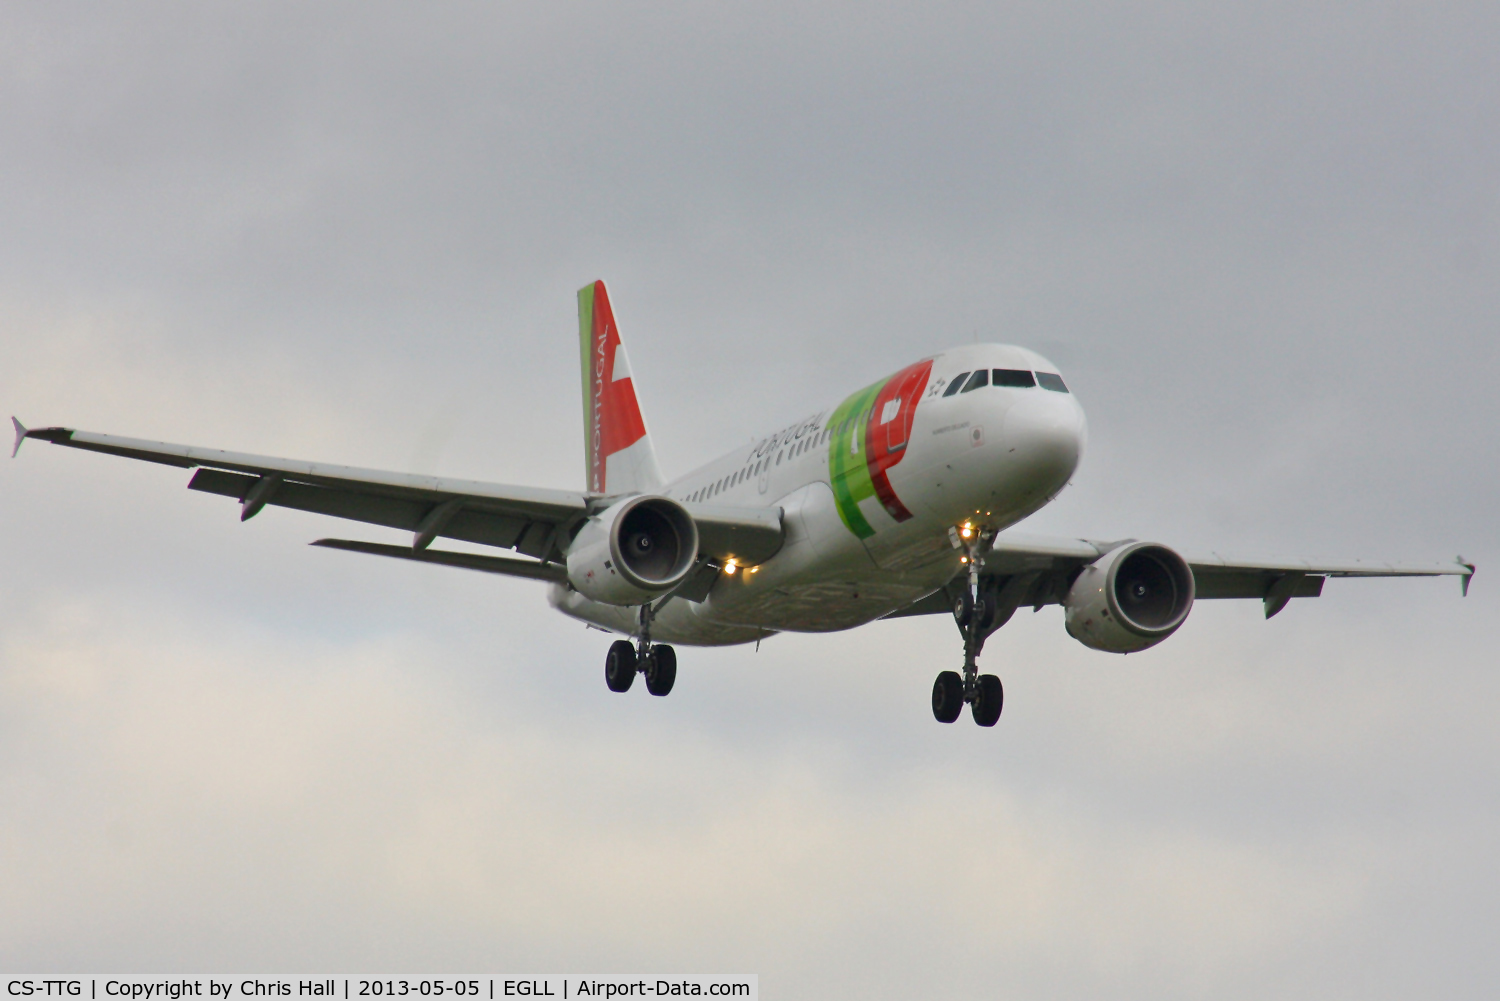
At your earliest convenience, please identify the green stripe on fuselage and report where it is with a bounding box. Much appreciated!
[827,378,885,539]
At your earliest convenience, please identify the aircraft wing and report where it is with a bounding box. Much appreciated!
[886,530,1474,621]
[12,421,784,574]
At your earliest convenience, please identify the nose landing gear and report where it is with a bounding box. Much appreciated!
[603,601,677,697]
[933,525,1007,727]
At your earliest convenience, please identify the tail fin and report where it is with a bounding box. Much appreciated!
[578,280,665,495]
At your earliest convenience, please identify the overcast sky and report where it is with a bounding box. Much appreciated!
[2,2,1496,996]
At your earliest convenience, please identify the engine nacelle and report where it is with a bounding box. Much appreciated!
[565,495,700,606]
[1064,542,1195,653]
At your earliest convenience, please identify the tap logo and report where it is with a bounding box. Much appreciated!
[827,359,932,539]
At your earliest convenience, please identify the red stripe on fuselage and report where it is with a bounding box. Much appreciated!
[863,359,932,521]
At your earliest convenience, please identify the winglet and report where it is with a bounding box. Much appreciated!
[1459,557,1475,597]
[10,417,27,458]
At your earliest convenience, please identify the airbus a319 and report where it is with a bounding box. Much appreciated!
[12,281,1473,727]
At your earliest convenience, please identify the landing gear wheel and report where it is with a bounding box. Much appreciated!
[645,644,677,696]
[605,640,637,693]
[971,673,1003,727]
[952,592,994,632]
[953,592,973,627]
[932,670,964,723]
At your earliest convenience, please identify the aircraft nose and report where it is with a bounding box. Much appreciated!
[1001,392,1085,490]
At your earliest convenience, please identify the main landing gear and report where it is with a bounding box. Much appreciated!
[933,526,1005,727]
[604,602,677,696]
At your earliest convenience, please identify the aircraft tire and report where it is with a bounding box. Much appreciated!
[645,644,677,696]
[953,593,994,632]
[605,640,637,693]
[952,593,972,627]
[932,670,964,723]
[972,674,1003,726]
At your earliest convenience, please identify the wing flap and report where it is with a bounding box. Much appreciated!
[310,538,567,582]
[188,468,537,550]
[1192,570,1326,601]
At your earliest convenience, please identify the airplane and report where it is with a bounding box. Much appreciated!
[11,281,1475,727]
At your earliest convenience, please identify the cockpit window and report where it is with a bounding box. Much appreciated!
[992,369,1036,388]
[1036,372,1069,393]
[961,369,989,392]
[942,373,969,397]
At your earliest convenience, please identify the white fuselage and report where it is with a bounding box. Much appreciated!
[549,344,1087,644]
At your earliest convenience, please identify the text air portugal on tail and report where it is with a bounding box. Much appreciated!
[578,280,665,495]
[9,280,1474,729]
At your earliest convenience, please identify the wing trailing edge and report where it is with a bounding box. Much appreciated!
[311,538,568,582]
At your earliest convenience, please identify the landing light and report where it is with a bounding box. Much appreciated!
[724,558,738,576]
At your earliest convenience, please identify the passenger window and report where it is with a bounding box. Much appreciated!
[993,369,1036,388]
[943,373,969,397]
[1036,372,1069,393]
[961,370,989,392]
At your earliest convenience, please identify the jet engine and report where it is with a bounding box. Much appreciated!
[1064,542,1195,653]
[565,495,700,606]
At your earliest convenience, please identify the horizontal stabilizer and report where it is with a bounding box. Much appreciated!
[311,538,567,583]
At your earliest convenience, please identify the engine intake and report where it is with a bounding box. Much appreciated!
[1064,542,1195,653]
[566,495,700,605]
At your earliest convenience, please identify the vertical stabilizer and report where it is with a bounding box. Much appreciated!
[578,281,665,495]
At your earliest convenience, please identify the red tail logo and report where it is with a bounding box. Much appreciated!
[579,281,648,493]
